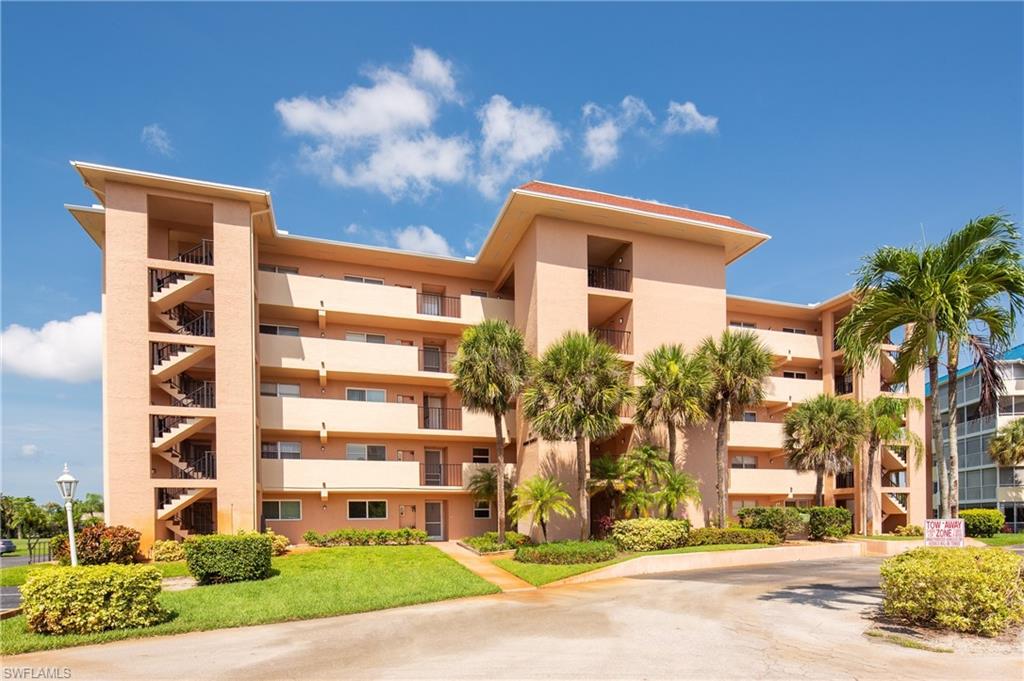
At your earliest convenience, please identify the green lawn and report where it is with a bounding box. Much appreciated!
[1,560,189,587]
[978,532,1024,547]
[495,543,771,586]
[1,546,498,655]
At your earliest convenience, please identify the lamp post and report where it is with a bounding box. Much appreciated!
[56,464,79,566]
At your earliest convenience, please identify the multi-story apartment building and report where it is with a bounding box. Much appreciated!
[67,161,928,549]
[929,345,1024,531]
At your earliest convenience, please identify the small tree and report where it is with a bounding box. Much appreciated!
[656,470,702,520]
[860,395,923,535]
[10,498,64,558]
[989,418,1024,466]
[509,476,575,543]
[466,466,514,529]
[784,395,865,505]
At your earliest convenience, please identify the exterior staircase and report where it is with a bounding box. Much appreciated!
[157,488,213,521]
[150,272,214,312]
[164,515,190,540]
[151,415,214,452]
[883,491,909,515]
[151,343,214,382]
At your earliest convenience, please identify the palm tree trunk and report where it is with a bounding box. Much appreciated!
[715,399,730,527]
[865,437,878,536]
[930,356,949,518]
[667,422,678,469]
[493,412,507,543]
[946,343,960,519]
[540,518,547,543]
[576,434,589,540]
[815,470,824,506]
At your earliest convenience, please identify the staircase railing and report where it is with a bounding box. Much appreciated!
[167,304,215,337]
[171,381,216,409]
[175,239,214,266]
[158,488,190,508]
[151,342,189,368]
[169,449,217,480]
[151,414,194,440]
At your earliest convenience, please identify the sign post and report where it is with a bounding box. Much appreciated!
[925,519,965,548]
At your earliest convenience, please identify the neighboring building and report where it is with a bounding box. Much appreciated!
[67,162,928,550]
[928,345,1024,531]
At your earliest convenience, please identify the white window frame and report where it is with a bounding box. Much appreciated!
[469,289,489,298]
[344,275,384,285]
[729,321,757,329]
[345,443,387,461]
[263,499,302,521]
[473,500,491,519]
[782,371,808,380]
[347,500,388,520]
[781,327,807,335]
[258,264,299,274]
[260,382,301,397]
[730,455,758,469]
[259,324,300,337]
[472,447,490,464]
[346,387,387,402]
[345,331,386,344]
[261,441,302,460]
[742,411,757,422]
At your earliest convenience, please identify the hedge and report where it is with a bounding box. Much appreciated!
[184,533,272,584]
[462,531,531,553]
[302,528,428,547]
[51,524,141,565]
[894,524,924,537]
[807,506,852,540]
[151,539,186,562]
[959,509,1005,538]
[515,541,617,565]
[610,518,690,552]
[737,507,805,540]
[880,547,1024,636]
[21,564,166,635]
[687,527,779,546]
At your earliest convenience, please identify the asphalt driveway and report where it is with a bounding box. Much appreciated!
[6,557,1018,680]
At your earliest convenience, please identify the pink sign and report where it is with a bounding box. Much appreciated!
[925,519,965,548]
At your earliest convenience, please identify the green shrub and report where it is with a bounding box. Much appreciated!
[51,524,141,565]
[151,539,186,562]
[515,540,617,565]
[959,509,1005,538]
[21,564,166,635]
[244,529,289,556]
[737,507,805,540]
[687,527,779,546]
[184,534,272,584]
[880,547,1024,637]
[894,524,924,537]
[463,531,531,553]
[610,518,690,552]
[302,528,428,547]
[807,506,852,540]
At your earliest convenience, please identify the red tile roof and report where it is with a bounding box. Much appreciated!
[516,181,762,234]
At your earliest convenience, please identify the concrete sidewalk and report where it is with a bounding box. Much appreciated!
[432,541,533,592]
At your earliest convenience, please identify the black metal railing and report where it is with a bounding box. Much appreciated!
[151,414,193,440]
[417,293,461,318]
[170,449,217,480]
[181,503,215,535]
[421,463,463,487]
[168,304,215,337]
[593,328,631,354]
[171,381,216,409]
[150,269,188,294]
[834,471,855,489]
[881,471,908,488]
[175,239,214,266]
[158,488,190,508]
[587,265,631,291]
[420,406,462,430]
[835,375,854,395]
[152,342,189,368]
[887,492,909,509]
[28,541,51,564]
[420,349,456,373]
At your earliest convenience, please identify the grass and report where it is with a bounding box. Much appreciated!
[864,629,953,653]
[977,532,1024,547]
[1,561,189,587]
[1,546,498,655]
[494,543,771,586]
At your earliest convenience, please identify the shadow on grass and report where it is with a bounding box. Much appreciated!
[757,583,882,611]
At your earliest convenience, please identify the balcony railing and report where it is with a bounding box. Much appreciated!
[172,307,215,337]
[587,265,631,292]
[835,375,854,395]
[418,293,461,318]
[171,381,216,409]
[419,348,456,373]
[420,406,462,430]
[175,239,214,266]
[593,328,631,354]
[421,463,463,487]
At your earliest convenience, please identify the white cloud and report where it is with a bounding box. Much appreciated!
[1,312,102,383]
[393,225,454,256]
[344,223,361,235]
[141,124,174,156]
[581,96,654,170]
[476,95,563,199]
[664,101,719,135]
[20,444,41,458]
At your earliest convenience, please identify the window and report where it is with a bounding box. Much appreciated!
[731,499,756,515]
[346,388,386,402]
[472,447,490,463]
[782,371,808,380]
[729,321,757,329]
[742,411,757,422]
[731,455,757,469]
[1000,467,1024,487]
[260,382,301,397]
[346,444,386,461]
[348,500,387,520]
[781,327,807,335]
[258,264,299,274]
[261,442,301,459]
[262,500,301,520]
[344,275,384,285]
[345,331,386,344]
[259,324,300,337]
[470,289,489,298]
[473,500,491,519]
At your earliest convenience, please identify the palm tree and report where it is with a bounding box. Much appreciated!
[656,469,702,520]
[860,395,923,535]
[837,215,1024,517]
[634,344,713,468]
[466,466,515,530]
[784,394,865,505]
[508,476,575,542]
[621,443,672,489]
[587,455,629,520]
[621,487,656,519]
[522,331,632,539]
[452,319,530,543]
[699,330,774,526]
[989,418,1024,467]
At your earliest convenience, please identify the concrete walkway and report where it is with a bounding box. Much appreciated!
[432,541,533,592]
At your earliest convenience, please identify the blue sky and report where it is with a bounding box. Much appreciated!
[2,2,1022,502]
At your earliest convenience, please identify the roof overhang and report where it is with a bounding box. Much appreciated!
[66,204,106,247]
[726,290,854,317]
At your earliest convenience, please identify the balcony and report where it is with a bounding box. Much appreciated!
[727,468,816,496]
[592,328,632,354]
[258,396,504,440]
[587,265,631,292]
[751,328,822,362]
[765,376,822,405]
[261,459,515,492]
[728,421,784,450]
[258,271,513,331]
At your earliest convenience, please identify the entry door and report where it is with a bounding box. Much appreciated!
[422,345,443,372]
[424,449,443,486]
[425,501,444,540]
[423,395,445,428]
